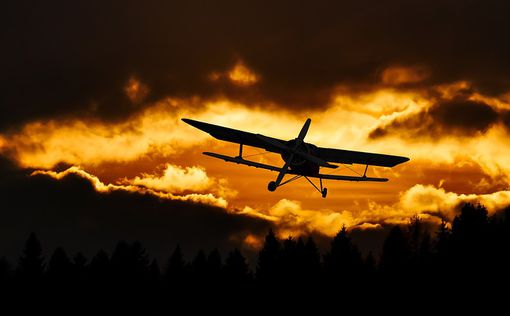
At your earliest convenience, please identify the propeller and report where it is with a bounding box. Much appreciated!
[297,118,311,141]
[266,118,338,190]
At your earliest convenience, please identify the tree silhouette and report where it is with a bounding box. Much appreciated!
[418,233,432,270]
[108,241,150,313]
[4,202,510,307]
[324,226,363,283]
[47,247,72,287]
[365,251,376,275]
[190,249,208,288]
[224,248,251,285]
[379,226,409,276]
[453,203,489,246]
[110,240,150,296]
[256,229,281,283]
[149,259,160,283]
[408,216,423,255]
[281,236,298,283]
[407,216,432,272]
[72,252,87,285]
[148,258,161,297]
[89,249,110,283]
[0,257,11,288]
[303,237,321,280]
[165,245,186,291]
[435,220,451,256]
[206,249,222,284]
[18,233,45,284]
[451,203,490,278]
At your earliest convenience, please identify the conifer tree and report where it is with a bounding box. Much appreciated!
[18,233,45,283]
[256,229,281,282]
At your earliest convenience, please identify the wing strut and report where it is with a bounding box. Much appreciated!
[238,143,243,158]
[304,176,328,198]
[363,164,369,177]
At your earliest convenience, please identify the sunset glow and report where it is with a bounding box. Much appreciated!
[2,0,510,252]
[2,82,509,241]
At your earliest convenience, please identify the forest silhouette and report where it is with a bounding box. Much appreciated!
[1,202,509,312]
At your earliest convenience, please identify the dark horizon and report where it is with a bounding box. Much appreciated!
[2,203,509,311]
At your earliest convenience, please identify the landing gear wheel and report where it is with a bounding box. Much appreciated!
[268,181,277,192]
[321,188,328,198]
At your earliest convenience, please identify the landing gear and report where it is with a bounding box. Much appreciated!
[268,181,277,192]
[268,175,328,197]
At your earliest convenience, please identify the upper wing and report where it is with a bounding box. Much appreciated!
[183,118,410,167]
[182,118,285,153]
[315,147,409,167]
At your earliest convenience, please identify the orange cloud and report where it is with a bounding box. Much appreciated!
[243,234,264,250]
[0,91,424,170]
[127,164,212,192]
[2,85,510,240]
[228,61,259,86]
[208,60,259,86]
[236,183,510,238]
[123,163,236,197]
[125,77,150,103]
[240,199,360,238]
[381,65,430,85]
[2,89,509,190]
[0,136,6,151]
[32,166,228,208]
[2,101,210,168]
[355,184,510,227]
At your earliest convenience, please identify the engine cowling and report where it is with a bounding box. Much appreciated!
[280,140,320,175]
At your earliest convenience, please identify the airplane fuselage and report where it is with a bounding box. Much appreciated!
[280,139,320,176]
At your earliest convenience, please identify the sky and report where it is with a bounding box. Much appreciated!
[2,0,510,260]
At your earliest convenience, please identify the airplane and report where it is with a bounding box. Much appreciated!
[182,118,409,198]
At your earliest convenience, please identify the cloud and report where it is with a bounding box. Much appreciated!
[3,0,510,130]
[381,65,430,85]
[237,184,510,238]
[240,199,357,238]
[0,100,211,168]
[2,85,510,243]
[3,149,510,261]
[122,163,236,198]
[124,77,150,104]
[3,95,396,169]
[0,158,271,261]
[359,184,510,225]
[226,60,259,86]
[369,98,507,139]
[3,80,509,184]
[128,164,212,193]
[32,166,229,208]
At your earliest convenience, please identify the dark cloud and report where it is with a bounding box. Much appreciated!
[2,0,510,130]
[369,99,508,139]
[0,156,392,263]
[502,111,510,130]
[0,156,271,262]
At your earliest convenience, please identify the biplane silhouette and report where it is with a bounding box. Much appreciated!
[182,118,409,197]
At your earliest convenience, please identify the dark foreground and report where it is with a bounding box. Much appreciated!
[1,203,509,313]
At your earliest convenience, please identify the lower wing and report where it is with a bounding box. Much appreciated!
[203,152,388,182]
